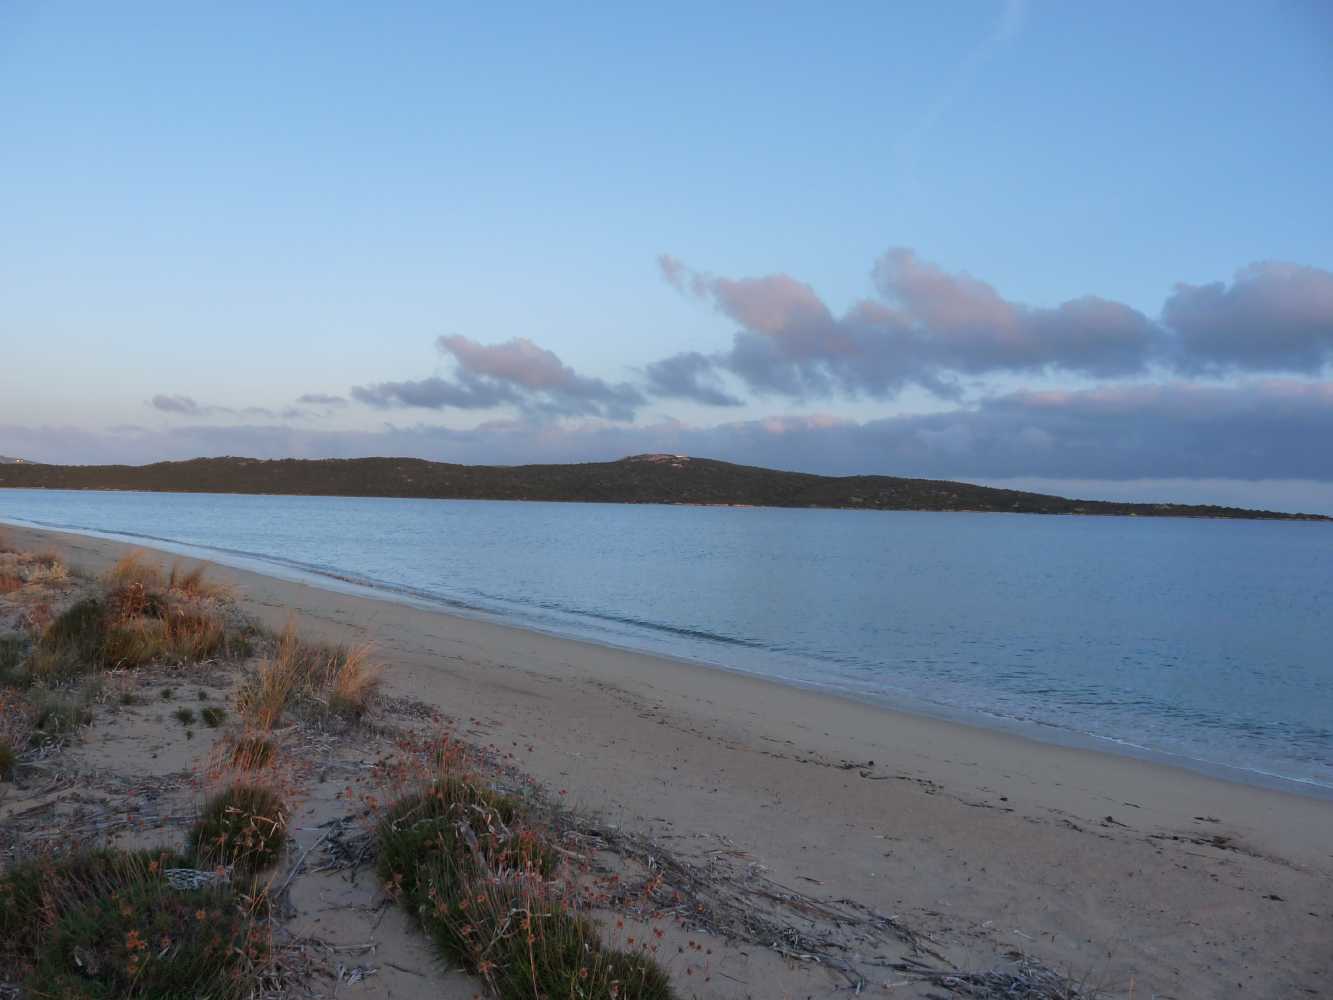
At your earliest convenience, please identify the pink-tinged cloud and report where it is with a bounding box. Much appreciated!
[654,250,1333,404]
[1164,261,1333,374]
[439,336,575,391]
[352,336,644,420]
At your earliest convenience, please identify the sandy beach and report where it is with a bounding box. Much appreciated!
[4,521,1331,999]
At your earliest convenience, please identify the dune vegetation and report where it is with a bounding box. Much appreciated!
[0,534,683,1000]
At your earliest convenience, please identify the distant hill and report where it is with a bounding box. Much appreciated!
[0,454,1326,521]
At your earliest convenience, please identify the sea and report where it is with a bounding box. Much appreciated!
[1,488,1329,796]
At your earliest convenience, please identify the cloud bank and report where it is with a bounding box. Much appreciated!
[652,251,1333,403]
[14,379,1333,487]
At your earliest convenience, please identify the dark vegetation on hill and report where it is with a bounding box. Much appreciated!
[0,453,1326,520]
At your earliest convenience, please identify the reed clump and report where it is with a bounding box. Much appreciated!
[189,784,288,873]
[0,548,68,595]
[0,739,15,781]
[201,705,227,728]
[0,689,34,772]
[29,689,93,743]
[0,636,28,684]
[230,734,276,770]
[22,553,239,680]
[0,848,261,998]
[377,768,675,1000]
[236,623,380,729]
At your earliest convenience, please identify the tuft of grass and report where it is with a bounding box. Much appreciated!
[24,553,67,586]
[0,848,260,998]
[237,624,381,729]
[198,688,209,700]
[30,692,92,742]
[229,631,257,660]
[119,689,141,706]
[0,635,28,684]
[167,561,232,601]
[473,881,676,1000]
[230,735,275,770]
[0,690,35,764]
[174,706,197,726]
[326,644,381,720]
[28,879,257,999]
[377,775,674,999]
[377,778,553,959]
[161,686,175,700]
[189,784,288,872]
[0,549,67,595]
[102,550,166,593]
[235,624,308,730]
[34,584,229,676]
[19,552,233,675]
[0,849,188,965]
[200,705,227,728]
[102,604,227,668]
[35,598,108,678]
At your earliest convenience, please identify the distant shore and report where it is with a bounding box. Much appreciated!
[7,520,1333,998]
[3,454,1329,520]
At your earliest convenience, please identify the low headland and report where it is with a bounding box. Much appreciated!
[1,522,1330,998]
[2,453,1329,520]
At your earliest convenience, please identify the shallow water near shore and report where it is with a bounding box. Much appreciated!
[2,488,1331,794]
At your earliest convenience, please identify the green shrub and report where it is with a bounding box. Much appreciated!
[0,849,187,972]
[200,706,227,728]
[0,635,28,684]
[189,785,288,872]
[36,586,233,677]
[0,739,15,781]
[377,777,673,999]
[173,707,196,726]
[484,906,676,1000]
[31,693,92,742]
[229,735,275,770]
[39,598,108,672]
[377,779,544,885]
[377,780,553,965]
[24,871,258,998]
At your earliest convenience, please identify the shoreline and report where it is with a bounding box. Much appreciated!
[2,482,1330,522]
[2,509,1329,800]
[8,520,1333,997]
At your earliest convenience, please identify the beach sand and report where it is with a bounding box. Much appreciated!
[6,523,1331,999]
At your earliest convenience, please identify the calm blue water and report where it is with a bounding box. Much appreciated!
[2,489,1330,794]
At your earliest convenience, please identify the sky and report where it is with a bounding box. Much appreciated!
[2,2,1332,512]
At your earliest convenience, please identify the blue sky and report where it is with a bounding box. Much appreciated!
[3,2,1332,511]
